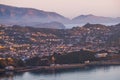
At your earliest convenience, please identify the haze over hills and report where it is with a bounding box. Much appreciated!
[0,4,120,29]
[0,4,69,28]
[72,14,120,24]
[30,22,66,29]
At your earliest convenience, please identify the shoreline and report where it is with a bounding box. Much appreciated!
[0,61,120,73]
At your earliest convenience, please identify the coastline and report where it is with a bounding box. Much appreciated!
[0,61,119,73]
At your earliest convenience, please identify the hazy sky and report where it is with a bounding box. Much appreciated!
[0,0,120,18]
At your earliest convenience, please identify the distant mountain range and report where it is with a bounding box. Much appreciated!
[0,4,120,29]
[0,4,69,23]
[72,14,120,24]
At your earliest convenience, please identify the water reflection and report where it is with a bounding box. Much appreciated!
[0,72,14,80]
[0,66,120,80]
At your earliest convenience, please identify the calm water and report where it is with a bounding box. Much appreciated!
[0,66,120,80]
[65,23,119,29]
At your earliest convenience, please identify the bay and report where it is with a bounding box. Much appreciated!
[0,66,120,80]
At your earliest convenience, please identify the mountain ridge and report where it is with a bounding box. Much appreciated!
[0,4,69,23]
[72,14,120,24]
[0,4,120,28]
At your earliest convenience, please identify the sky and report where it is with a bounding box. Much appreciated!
[0,0,120,19]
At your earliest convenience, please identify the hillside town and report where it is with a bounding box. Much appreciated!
[0,23,120,69]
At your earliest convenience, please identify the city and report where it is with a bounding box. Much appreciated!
[0,23,120,69]
[0,1,120,80]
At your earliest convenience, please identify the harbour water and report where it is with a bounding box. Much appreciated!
[0,66,120,80]
[65,23,119,29]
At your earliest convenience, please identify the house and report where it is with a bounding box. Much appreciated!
[95,53,108,58]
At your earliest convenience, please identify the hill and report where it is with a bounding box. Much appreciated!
[72,14,120,24]
[0,4,69,28]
